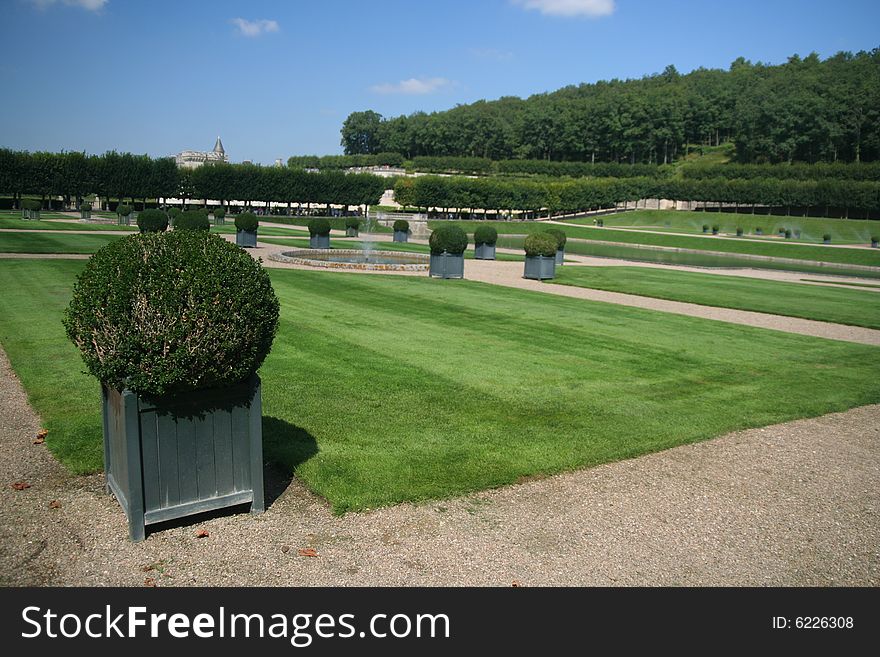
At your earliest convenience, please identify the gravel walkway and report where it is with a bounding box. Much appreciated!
[1,346,877,586]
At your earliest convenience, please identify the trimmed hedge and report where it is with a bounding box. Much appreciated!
[213,207,226,219]
[235,212,259,232]
[22,199,41,211]
[429,224,468,255]
[308,217,331,236]
[545,228,567,249]
[175,210,210,231]
[345,217,361,229]
[393,219,410,232]
[473,224,498,246]
[80,202,92,212]
[524,232,559,257]
[63,231,280,397]
[136,209,169,233]
[117,204,133,217]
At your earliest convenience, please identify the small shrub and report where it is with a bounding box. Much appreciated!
[393,219,410,232]
[871,236,878,246]
[80,202,92,212]
[168,207,182,218]
[473,224,498,246]
[429,224,468,255]
[545,228,567,249]
[213,207,226,220]
[175,210,210,231]
[235,212,259,232]
[63,231,280,397]
[784,229,792,238]
[345,217,361,229]
[702,224,709,232]
[524,232,558,258]
[711,225,719,233]
[117,204,133,217]
[22,199,41,211]
[136,209,169,233]
[736,227,743,236]
[596,218,604,227]
[823,234,831,242]
[308,217,331,236]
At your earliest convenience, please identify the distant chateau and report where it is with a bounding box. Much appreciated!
[175,137,228,169]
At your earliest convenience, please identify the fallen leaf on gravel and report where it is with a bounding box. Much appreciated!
[33,429,48,445]
[196,529,209,538]
[142,565,154,572]
[297,548,318,558]
[11,482,31,491]
[281,545,290,553]
[511,580,522,587]
[48,500,61,509]
[144,577,157,587]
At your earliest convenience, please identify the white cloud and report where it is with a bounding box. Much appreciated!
[511,0,615,18]
[29,0,108,11]
[230,18,280,37]
[370,77,454,95]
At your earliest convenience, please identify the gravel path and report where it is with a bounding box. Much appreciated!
[1,346,877,586]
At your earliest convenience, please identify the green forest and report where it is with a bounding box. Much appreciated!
[339,49,880,165]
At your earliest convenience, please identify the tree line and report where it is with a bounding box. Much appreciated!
[341,49,880,165]
[0,149,387,210]
[394,175,880,219]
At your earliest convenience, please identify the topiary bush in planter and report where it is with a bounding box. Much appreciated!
[168,207,182,226]
[755,227,763,235]
[345,217,361,237]
[117,204,133,226]
[711,224,719,235]
[596,218,604,227]
[702,224,709,233]
[736,227,743,236]
[473,224,498,260]
[175,210,210,231]
[871,236,878,248]
[235,212,259,248]
[21,199,41,220]
[63,231,280,541]
[428,224,468,279]
[213,207,227,225]
[393,219,410,243]
[784,229,792,239]
[308,217,331,248]
[80,201,92,220]
[823,234,831,244]
[136,209,168,234]
[523,232,557,280]
[546,228,567,265]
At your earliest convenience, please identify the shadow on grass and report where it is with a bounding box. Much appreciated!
[262,415,319,508]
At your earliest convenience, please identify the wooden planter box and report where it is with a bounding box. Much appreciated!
[214,216,226,226]
[101,375,265,542]
[236,229,257,248]
[429,252,465,279]
[474,243,496,260]
[393,230,409,243]
[872,239,878,248]
[118,215,131,226]
[310,234,330,249]
[346,227,359,237]
[524,255,555,280]
[81,210,91,220]
[21,209,40,220]
[555,248,565,266]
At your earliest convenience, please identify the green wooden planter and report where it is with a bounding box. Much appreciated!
[474,243,496,260]
[118,215,131,226]
[236,229,258,248]
[393,230,409,243]
[429,252,465,279]
[872,239,878,248]
[101,375,265,542]
[555,248,565,266]
[81,210,91,220]
[214,216,226,226]
[310,234,330,249]
[346,227,359,237]
[21,209,40,220]
[524,255,555,280]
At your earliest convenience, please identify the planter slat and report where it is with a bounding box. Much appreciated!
[195,416,217,498]
[176,420,198,501]
[231,405,250,492]
[157,416,180,507]
[213,412,235,496]
[144,491,253,525]
[140,413,161,511]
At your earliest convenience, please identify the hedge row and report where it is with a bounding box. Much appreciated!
[681,161,880,182]
[287,153,404,169]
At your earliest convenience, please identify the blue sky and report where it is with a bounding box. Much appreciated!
[1,0,878,164]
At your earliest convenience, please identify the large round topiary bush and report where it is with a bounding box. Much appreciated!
[429,224,468,255]
[393,219,410,232]
[63,231,280,397]
[545,228,567,249]
[345,217,361,229]
[168,207,182,220]
[175,209,210,231]
[22,199,41,212]
[524,232,558,257]
[80,202,92,212]
[117,204,133,217]
[235,212,259,232]
[308,217,331,236]
[473,224,498,246]
[136,209,169,233]
[214,207,226,220]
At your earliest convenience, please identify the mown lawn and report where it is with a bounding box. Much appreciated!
[0,232,125,253]
[552,266,880,329]
[561,210,880,245]
[0,217,137,232]
[428,219,880,267]
[257,237,525,260]
[1,259,880,512]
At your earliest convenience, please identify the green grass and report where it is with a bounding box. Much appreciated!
[0,232,125,253]
[209,224,311,237]
[429,220,880,267]
[800,279,880,289]
[1,259,880,512]
[257,237,524,260]
[266,216,393,233]
[552,266,880,329]
[0,216,137,232]
[562,210,880,245]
